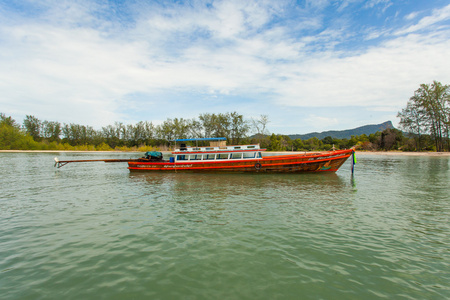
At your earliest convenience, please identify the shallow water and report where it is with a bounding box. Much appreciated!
[1,152,449,299]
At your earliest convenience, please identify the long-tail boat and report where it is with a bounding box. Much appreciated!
[55,137,354,173]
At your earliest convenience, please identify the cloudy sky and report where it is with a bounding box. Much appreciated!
[1,0,449,134]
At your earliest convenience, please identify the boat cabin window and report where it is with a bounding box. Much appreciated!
[189,155,202,161]
[243,152,256,159]
[231,153,242,159]
[204,154,215,160]
[217,153,229,160]
[177,155,187,161]
[234,146,241,149]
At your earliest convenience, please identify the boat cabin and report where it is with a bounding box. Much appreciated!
[172,138,264,162]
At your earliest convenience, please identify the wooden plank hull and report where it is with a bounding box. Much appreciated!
[127,149,353,173]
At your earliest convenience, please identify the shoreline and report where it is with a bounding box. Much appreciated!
[1,150,449,156]
[355,151,450,156]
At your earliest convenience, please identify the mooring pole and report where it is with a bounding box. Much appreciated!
[351,150,356,174]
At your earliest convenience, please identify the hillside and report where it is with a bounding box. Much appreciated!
[288,121,394,140]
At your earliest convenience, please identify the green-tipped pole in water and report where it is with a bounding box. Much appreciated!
[351,150,356,174]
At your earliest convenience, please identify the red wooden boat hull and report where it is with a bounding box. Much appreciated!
[127,149,353,173]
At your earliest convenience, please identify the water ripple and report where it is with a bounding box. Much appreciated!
[0,153,449,299]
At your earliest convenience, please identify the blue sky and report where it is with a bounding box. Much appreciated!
[1,0,449,135]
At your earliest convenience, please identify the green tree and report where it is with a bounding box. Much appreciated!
[379,128,404,151]
[42,121,61,142]
[61,123,100,146]
[197,112,248,143]
[198,113,216,138]
[102,124,121,148]
[187,119,203,139]
[155,118,176,142]
[303,137,322,151]
[397,99,427,151]
[229,112,249,144]
[321,136,342,150]
[267,134,283,151]
[292,138,304,151]
[1,113,20,129]
[23,115,42,141]
[125,121,154,147]
[400,81,450,151]
[322,136,333,145]
[213,113,231,139]
[0,114,39,149]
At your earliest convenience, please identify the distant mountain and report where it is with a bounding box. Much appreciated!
[288,121,394,140]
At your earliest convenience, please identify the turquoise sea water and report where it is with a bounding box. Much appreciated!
[0,152,449,299]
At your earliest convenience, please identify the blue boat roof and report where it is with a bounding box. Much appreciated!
[174,137,226,142]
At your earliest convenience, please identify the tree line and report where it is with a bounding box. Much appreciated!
[0,111,420,152]
[1,81,449,152]
[0,112,254,151]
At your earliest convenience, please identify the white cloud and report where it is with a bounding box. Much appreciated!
[306,0,331,10]
[0,0,450,132]
[405,11,420,21]
[275,31,450,108]
[0,25,158,125]
[395,4,450,35]
[364,0,392,11]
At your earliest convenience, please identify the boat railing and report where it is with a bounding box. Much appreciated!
[174,144,261,152]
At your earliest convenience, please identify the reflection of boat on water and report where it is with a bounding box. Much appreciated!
[129,169,348,199]
[130,168,346,187]
[55,137,354,173]
[128,138,353,173]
